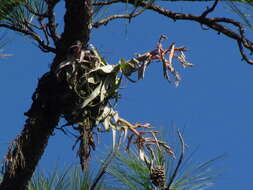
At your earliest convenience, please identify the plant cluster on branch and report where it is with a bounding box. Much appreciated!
[54,35,192,170]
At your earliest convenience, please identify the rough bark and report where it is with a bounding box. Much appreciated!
[51,0,92,71]
[0,0,92,189]
[0,73,63,190]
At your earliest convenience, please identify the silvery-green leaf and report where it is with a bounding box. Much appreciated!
[102,65,115,73]
[113,111,119,122]
[103,117,110,131]
[97,106,115,122]
[100,82,107,102]
[122,126,128,142]
[90,65,116,74]
[105,75,121,98]
[112,126,117,149]
[87,76,96,84]
[89,44,106,65]
[55,59,72,73]
[96,106,116,126]
[139,148,146,161]
[81,82,102,108]
[169,43,175,67]
[78,50,85,63]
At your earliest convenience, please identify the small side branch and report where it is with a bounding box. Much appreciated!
[201,0,219,17]
[237,40,253,64]
[119,0,253,65]
[45,0,60,45]
[92,8,145,28]
[24,3,48,17]
[0,0,61,53]
[92,0,121,6]
[0,23,56,53]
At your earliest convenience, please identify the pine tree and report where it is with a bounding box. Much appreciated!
[0,0,253,189]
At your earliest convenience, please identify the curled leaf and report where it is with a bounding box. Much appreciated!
[81,82,102,108]
[89,64,116,75]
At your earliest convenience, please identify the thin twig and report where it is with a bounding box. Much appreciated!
[201,0,219,17]
[46,0,60,45]
[0,23,56,53]
[92,8,146,28]
[38,19,50,46]
[24,19,44,30]
[24,3,48,17]
[119,0,253,65]
[237,40,253,64]
[92,0,120,6]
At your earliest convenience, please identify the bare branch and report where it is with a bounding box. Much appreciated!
[44,0,60,5]
[24,3,48,18]
[237,40,253,64]
[38,19,50,46]
[25,0,60,46]
[92,0,121,6]
[119,0,253,65]
[45,0,60,45]
[0,23,56,53]
[201,0,219,18]
[92,8,146,28]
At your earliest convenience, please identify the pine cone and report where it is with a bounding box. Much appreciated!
[150,165,166,188]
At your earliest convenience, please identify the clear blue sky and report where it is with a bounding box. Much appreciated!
[1,1,253,189]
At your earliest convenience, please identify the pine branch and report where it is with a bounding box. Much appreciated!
[119,0,253,65]
[45,0,60,45]
[92,0,121,6]
[92,0,253,64]
[201,0,219,17]
[92,8,145,28]
[0,23,56,53]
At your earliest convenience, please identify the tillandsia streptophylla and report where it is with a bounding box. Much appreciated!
[98,108,176,163]
[120,35,193,86]
[54,35,192,171]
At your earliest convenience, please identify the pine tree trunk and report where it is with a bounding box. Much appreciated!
[0,0,92,189]
[0,73,63,190]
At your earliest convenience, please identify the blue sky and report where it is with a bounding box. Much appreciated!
[1,1,253,189]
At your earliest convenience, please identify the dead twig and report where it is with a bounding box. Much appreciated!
[201,0,219,18]
[0,23,56,53]
[45,0,60,45]
[92,0,121,6]
[24,2,48,18]
[116,0,253,65]
[92,8,146,28]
